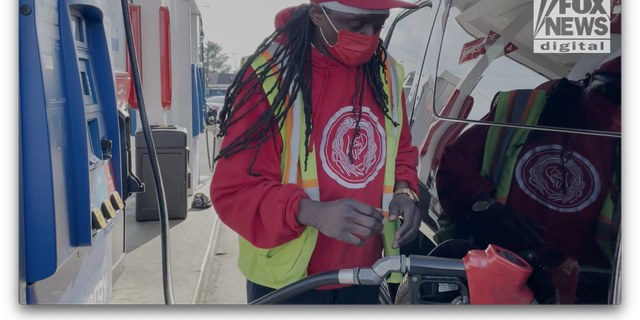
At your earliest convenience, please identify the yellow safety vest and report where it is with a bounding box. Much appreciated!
[435,89,619,265]
[237,43,406,289]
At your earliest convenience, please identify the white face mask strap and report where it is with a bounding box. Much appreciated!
[319,5,339,47]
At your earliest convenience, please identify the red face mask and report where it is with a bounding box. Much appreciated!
[319,7,380,67]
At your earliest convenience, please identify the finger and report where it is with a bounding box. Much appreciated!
[393,207,419,249]
[353,214,384,233]
[388,202,401,222]
[394,227,419,249]
[371,207,384,223]
[349,199,384,222]
[412,208,422,234]
[376,208,385,222]
[394,205,414,240]
[375,208,386,233]
[349,223,377,239]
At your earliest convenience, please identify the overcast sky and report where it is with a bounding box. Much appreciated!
[194,0,308,69]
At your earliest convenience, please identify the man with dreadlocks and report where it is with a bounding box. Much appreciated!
[434,56,622,279]
[210,0,421,304]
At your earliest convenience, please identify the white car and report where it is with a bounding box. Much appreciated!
[206,95,225,113]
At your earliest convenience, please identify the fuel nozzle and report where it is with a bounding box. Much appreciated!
[338,255,409,286]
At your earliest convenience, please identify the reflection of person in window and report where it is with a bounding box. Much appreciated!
[434,56,621,271]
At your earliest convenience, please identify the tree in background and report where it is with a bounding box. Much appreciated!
[201,41,232,88]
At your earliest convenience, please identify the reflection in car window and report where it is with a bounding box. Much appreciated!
[436,7,547,121]
[385,4,434,111]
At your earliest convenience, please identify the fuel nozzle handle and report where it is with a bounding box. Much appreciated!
[338,255,409,285]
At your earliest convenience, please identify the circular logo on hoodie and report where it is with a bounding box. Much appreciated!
[515,145,601,212]
[320,106,385,189]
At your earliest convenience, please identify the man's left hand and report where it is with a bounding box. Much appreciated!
[388,194,420,249]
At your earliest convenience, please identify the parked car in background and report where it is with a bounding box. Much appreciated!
[206,95,225,125]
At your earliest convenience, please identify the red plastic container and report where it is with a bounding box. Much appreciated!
[463,244,535,304]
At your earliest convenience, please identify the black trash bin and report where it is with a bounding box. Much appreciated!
[135,126,189,221]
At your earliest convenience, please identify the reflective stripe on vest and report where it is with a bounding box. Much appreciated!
[483,90,618,265]
[481,90,546,203]
[237,43,405,289]
[596,147,620,265]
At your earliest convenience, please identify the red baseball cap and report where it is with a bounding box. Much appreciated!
[310,0,419,10]
[592,56,621,77]
[589,55,621,105]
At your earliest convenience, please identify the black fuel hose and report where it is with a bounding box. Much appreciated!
[250,271,341,305]
[120,0,175,305]
[206,124,215,172]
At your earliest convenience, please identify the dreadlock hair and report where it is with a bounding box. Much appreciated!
[215,4,397,177]
[539,78,585,131]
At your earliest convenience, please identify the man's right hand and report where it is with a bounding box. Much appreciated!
[297,198,384,247]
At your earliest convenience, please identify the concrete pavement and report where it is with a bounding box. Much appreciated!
[111,128,246,305]
[194,222,246,304]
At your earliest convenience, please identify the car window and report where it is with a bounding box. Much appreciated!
[435,6,546,121]
[384,3,434,118]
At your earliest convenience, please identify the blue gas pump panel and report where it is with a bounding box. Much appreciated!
[192,65,207,136]
[67,5,124,246]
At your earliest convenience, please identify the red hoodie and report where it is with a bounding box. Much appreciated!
[210,8,419,287]
[436,109,617,268]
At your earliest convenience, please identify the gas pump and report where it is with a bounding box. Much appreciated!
[19,0,177,305]
[18,0,146,304]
